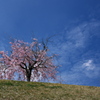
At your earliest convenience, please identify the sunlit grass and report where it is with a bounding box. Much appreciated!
[0,80,100,100]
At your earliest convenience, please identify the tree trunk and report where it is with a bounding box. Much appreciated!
[26,69,31,82]
[26,74,31,82]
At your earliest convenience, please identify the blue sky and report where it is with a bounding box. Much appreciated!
[0,0,100,87]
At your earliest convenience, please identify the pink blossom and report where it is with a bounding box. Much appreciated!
[0,38,58,82]
[0,51,4,54]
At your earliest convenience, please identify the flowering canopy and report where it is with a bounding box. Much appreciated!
[0,38,58,82]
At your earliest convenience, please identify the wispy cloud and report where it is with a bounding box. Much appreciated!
[51,20,100,67]
[59,59,100,86]
[82,60,95,71]
[50,20,100,86]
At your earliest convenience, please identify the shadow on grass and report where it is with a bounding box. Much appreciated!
[0,82,14,86]
[27,83,62,89]
[44,86,62,89]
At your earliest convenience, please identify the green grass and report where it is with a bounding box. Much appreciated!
[0,80,100,100]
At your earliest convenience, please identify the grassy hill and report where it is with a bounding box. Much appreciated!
[0,80,100,100]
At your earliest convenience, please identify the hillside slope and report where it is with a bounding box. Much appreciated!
[0,80,100,100]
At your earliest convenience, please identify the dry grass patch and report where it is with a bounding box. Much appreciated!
[0,80,100,100]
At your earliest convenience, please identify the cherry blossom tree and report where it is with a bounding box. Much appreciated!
[0,38,58,82]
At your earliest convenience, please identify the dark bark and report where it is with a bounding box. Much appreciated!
[26,75,31,82]
[26,69,32,82]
